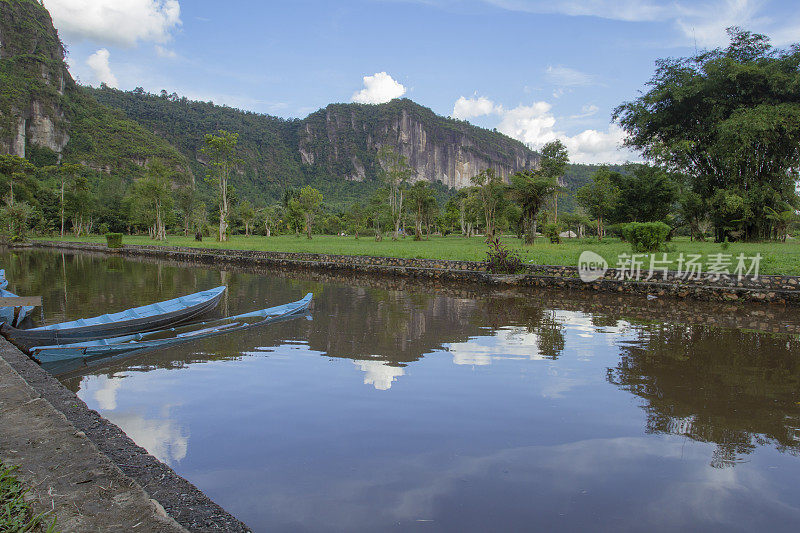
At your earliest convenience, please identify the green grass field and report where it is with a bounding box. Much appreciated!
[36,234,800,276]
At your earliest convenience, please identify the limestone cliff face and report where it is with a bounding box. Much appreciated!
[1,0,187,178]
[0,0,71,158]
[299,99,538,188]
[6,96,70,157]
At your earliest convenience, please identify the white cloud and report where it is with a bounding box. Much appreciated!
[674,0,768,47]
[86,48,118,87]
[452,95,635,164]
[93,374,122,410]
[496,101,558,146]
[448,326,546,364]
[570,104,600,119]
[108,411,189,465]
[155,45,178,59]
[353,360,405,390]
[478,0,800,48]
[451,95,502,119]
[497,102,633,163]
[545,65,596,87]
[44,0,182,48]
[560,124,632,164]
[351,72,407,104]
[481,0,666,22]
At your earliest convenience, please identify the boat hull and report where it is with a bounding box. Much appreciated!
[2,286,226,351]
[35,293,313,375]
[0,270,35,326]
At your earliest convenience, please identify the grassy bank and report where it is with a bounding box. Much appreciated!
[0,461,55,532]
[34,234,800,276]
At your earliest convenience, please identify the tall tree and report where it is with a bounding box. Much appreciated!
[538,140,569,223]
[133,159,174,241]
[575,167,620,240]
[378,146,412,240]
[57,163,83,237]
[345,202,366,239]
[678,190,709,241]
[510,170,559,244]
[293,186,323,239]
[0,155,34,207]
[470,168,504,238]
[367,190,388,241]
[614,27,800,241]
[66,172,94,236]
[237,199,255,236]
[407,180,437,240]
[259,205,282,237]
[202,130,241,242]
[175,183,195,237]
[609,164,679,223]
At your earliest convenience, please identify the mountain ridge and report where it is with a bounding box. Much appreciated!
[2,0,541,212]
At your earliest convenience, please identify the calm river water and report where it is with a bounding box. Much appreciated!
[5,248,800,532]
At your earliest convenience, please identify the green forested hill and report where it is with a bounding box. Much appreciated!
[87,86,308,205]
[0,0,604,237]
[0,0,186,174]
[88,87,539,207]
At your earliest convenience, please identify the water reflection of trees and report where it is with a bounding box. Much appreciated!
[3,249,222,325]
[308,289,567,364]
[11,248,800,453]
[607,324,800,467]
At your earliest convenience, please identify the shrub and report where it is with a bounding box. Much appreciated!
[485,236,523,274]
[105,232,123,248]
[606,223,627,238]
[97,223,109,235]
[621,222,671,252]
[0,202,34,242]
[543,223,561,244]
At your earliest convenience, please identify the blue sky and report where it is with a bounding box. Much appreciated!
[44,0,800,163]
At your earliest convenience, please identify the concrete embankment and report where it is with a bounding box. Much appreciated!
[23,240,800,305]
[0,339,251,532]
[0,339,186,531]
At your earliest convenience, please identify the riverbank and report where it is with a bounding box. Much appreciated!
[0,338,252,532]
[36,234,800,276]
[22,240,800,305]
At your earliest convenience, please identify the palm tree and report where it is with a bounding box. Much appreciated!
[509,170,558,244]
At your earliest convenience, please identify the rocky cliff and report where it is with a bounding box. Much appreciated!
[0,0,70,157]
[0,0,186,172]
[300,99,538,188]
[89,87,540,205]
[4,0,537,203]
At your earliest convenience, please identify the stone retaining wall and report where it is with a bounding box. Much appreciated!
[0,338,252,532]
[22,241,800,305]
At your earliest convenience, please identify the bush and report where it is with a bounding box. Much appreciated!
[543,223,561,244]
[606,223,627,238]
[97,223,109,235]
[0,202,34,242]
[105,232,123,248]
[485,236,523,274]
[621,222,671,252]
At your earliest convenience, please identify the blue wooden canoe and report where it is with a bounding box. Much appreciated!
[0,270,35,326]
[31,293,312,373]
[2,286,226,350]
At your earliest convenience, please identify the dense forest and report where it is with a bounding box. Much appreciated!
[2,1,797,246]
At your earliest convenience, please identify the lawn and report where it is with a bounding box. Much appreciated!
[36,234,800,276]
[0,461,55,532]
